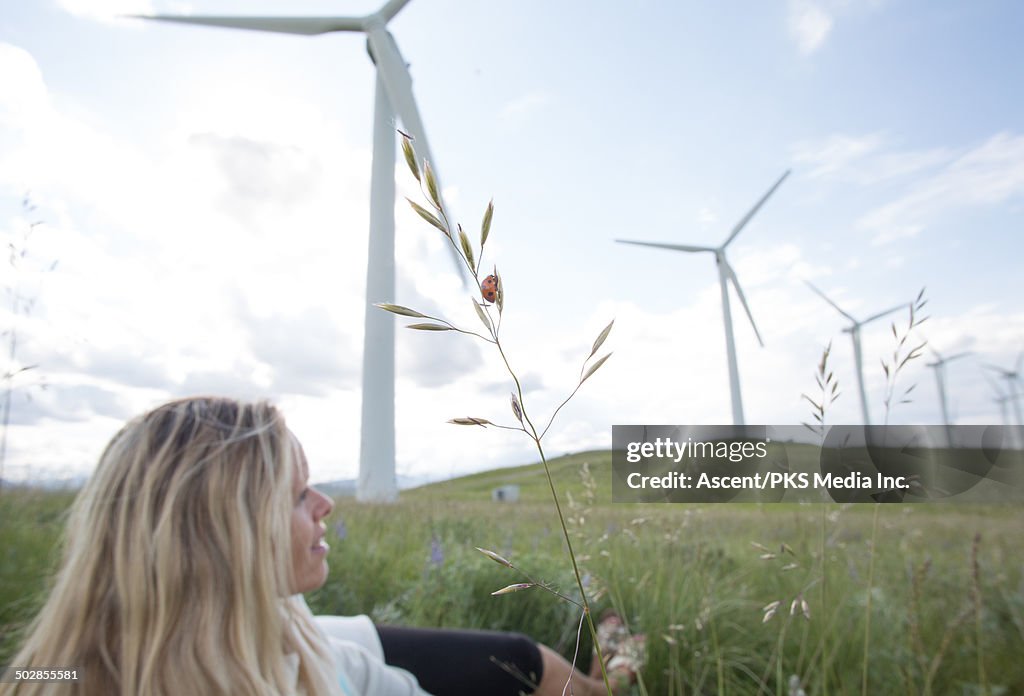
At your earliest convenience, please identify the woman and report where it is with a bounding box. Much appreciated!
[1,397,637,695]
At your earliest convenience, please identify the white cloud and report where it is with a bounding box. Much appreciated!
[787,0,834,55]
[786,0,893,56]
[792,133,885,178]
[0,43,382,481]
[860,132,1024,243]
[791,132,953,184]
[790,131,1024,244]
[0,44,49,129]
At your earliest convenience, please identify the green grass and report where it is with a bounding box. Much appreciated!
[405,449,613,502]
[3,454,1023,695]
[0,488,74,668]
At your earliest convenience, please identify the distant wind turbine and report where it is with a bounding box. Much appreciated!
[616,170,790,426]
[133,0,464,503]
[983,373,1013,426]
[925,347,971,446]
[984,367,1024,450]
[804,281,906,426]
[983,353,1024,426]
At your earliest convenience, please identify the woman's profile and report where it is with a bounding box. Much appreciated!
[0,396,641,695]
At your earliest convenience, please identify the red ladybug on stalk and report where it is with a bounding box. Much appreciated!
[480,274,499,304]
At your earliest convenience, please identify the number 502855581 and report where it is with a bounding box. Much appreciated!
[6,669,79,682]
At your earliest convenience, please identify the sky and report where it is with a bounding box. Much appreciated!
[1,0,1023,486]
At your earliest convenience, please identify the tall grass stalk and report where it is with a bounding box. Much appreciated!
[863,288,927,695]
[819,504,828,695]
[860,503,880,696]
[379,133,617,693]
[880,288,928,427]
[1,196,57,488]
[801,342,840,696]
[971,533,990,696]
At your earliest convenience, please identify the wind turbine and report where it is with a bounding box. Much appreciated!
[616,170,790,426]
[984,368,1024,451]
[133,0,463,502]
[984,353,1024,427]
[925,347,971,447]
[983,372,1013,426]
[804,281,906,426]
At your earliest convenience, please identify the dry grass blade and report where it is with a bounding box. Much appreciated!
[590,319,615,359]
[375,303,427,318]
[400,135,420,182]
[423,160,441,210]
[472,298,493,333]
[475,547,513,568]
[448,417,491,427]
[510,392,523,423]
[458,224,476,272]
[407,199,448,235]
[494,267,504,314]
[481,199,493,249]
[407,323,453,331]
[581,353,612,384]
[491,583,534,596]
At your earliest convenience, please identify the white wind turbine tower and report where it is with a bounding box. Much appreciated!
[983,365,1024,451]
[984,353,1024,427]
[925,347,971,447]
[616,170,790,426]
[804,281,906,426]
[983,373,1013,426]
[134,0,463,502]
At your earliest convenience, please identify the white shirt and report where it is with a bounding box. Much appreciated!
[283,633,432,696]
[314,614,434,696]
[324,636,431,695]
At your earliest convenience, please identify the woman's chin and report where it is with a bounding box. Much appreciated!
[292,563,330,595]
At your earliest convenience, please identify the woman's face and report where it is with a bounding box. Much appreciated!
[289,438,334,594]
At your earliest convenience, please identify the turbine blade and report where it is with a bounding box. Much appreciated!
[981,363,1011,377]
[861,303,906,325]
[803,280,856,323]
[615,240,716,253]
[722,170,790,248]
[130,15,365,34]
[723,261,764,347]
[367,28,468,285]
[376,0,413,23]
[982,370,1007,397]
[945,351,972,363]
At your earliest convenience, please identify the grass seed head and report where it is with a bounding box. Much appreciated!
[491,583,534,596]
[475,547,513,568]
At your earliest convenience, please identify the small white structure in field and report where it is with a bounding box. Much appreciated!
[491,485,520,503]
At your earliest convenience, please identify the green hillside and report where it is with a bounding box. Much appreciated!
[404,449,613,503]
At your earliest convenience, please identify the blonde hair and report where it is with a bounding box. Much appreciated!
[1,397,343,696]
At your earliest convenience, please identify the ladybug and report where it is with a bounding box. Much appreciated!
[480,274,499,304]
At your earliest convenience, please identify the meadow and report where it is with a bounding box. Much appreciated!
[2,451,1022,695]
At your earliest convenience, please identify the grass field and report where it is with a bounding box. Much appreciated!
[2,451,1022,695]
